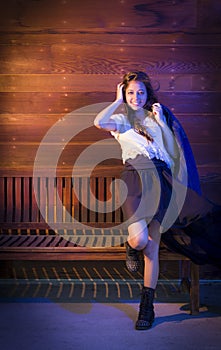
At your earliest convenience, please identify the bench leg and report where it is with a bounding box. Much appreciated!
[189,262,200,315]
[179,260,191,293]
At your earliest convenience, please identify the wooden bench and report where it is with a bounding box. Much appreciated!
[0,175,199,314]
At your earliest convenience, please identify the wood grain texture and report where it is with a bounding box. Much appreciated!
[0,141,220,175]
[0,33,220,46]
[0,92,220,114]
[1,114,221,143]
[0,73,220,91]
[0,0,197,31]
[0,46,220,75]
[0,0,220,179]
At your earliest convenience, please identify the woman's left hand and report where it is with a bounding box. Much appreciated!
[152,103,166,125]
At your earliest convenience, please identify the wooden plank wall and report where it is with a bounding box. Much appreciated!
[0,0,220,189]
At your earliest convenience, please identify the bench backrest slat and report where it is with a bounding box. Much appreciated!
[0,176,123,227]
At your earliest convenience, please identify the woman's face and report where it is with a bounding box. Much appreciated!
[125,80,148,111]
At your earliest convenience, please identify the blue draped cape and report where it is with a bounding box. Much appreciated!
[161,105,221,268]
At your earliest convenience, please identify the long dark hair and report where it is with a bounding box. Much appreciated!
[122,71,158,142]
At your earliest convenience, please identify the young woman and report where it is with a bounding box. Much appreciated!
[94,71,220,330]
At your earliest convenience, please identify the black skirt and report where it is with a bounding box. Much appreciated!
[120,156,221,267]
[120,155,173,226]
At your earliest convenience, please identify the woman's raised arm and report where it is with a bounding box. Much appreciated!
[94,83,124,131]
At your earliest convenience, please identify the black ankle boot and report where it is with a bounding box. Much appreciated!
[135,286,155,330]
[125,241,141,273]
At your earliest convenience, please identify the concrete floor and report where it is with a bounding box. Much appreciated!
[1,301,221,350]
[1,261,221,350]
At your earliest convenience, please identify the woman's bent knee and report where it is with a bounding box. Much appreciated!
[128,219,148,250]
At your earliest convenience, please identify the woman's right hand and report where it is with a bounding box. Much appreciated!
[115,82,124,103]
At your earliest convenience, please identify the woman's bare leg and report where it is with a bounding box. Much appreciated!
[143,220,161,289]
[127,218,161,289]
[128,219,161,330]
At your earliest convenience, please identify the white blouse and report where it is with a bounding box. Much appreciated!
[110,113,173,169]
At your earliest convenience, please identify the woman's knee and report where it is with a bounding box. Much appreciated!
[129,235,148,250]
[128,220,148,250]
